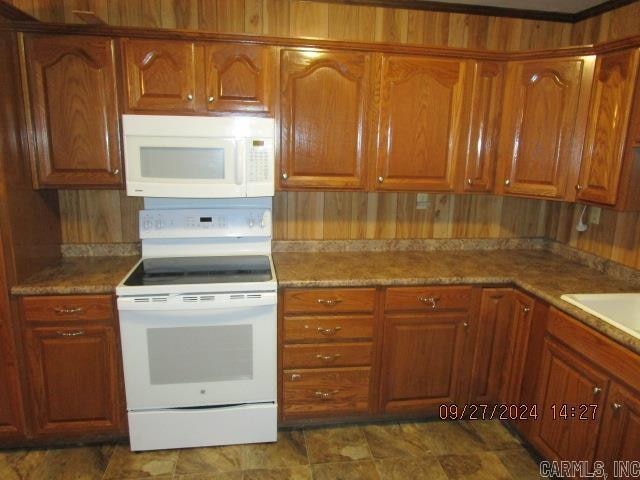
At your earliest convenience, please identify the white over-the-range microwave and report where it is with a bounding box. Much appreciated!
[122,115,275,198]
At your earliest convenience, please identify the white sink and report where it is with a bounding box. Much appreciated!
[561,293,640,339]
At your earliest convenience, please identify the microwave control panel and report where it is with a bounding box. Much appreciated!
[247,138,274,183]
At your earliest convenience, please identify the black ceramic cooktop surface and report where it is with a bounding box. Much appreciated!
[123,256,272,286]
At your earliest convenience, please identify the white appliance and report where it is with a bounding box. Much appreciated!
[122,115,275,198]
[116,197,277,451]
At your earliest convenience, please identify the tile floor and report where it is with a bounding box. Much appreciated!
[0,419,542,479]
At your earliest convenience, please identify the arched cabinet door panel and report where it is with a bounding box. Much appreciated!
[24,34,123,187]
[497,57,593,199]
[279,48,372,190]
[123,39,198,113]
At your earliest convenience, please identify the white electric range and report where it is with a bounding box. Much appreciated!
[116,197,277,451]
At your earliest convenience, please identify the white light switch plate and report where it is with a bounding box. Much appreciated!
[589,207,601,225]
[416,193,429,210]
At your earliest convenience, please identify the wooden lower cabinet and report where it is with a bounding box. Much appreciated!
[20,295,124,439]
[380,311,468,415]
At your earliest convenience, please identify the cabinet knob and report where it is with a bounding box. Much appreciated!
[593,386,602,395]
[575,184,583,191]
[281,173,288,181]
[467,178,473,185]
[612,402,623,411]
[377,176,384,183]
[207,96,215,103]
[523,306,531,313]
[186,93,193,101]
[504,179,511,186]
[111,169,120,176]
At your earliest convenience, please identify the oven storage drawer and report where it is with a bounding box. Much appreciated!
[284,288,376,314]
[21,295,114,323]
[282,367,370,417]
[283,315,373,342]
[283,342,373,369]
[384,286,472,312]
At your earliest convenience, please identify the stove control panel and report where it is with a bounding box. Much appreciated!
[139,208,272,238]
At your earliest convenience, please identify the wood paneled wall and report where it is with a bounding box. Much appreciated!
[28,0,640,272]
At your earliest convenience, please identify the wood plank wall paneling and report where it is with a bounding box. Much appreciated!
[19,0,639,272]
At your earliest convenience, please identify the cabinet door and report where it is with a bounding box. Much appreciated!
[279,49,371,189]
[596,383,640,478]
[0,341,24,439]
[530,337,608,463]
[498,57,592,198]
[24,34,122,187]
[380,312,468,415]
[204,44,273,114]
[123,39,199,112]
[462,61,504,192]
[469,288,513,403]
[24,325,121,437]
[375,55,469,191]
[577,49,640,205]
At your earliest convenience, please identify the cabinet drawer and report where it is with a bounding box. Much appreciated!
[283,342,373,369]
[283,288,375,314]
[21,295,114,323]
[284,315,373,343]
[384,286,472,312]
[282,367,370,417]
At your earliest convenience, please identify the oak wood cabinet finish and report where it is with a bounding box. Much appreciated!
[577,48,640,205]
[23,34,123,187]
[497,56,594,199]
[374,55,470,192]
[123,38,199,112]
[469,288,513,403]
[204,44,274,115]
[20,295,123,438]
[279,48,372,190]
[283,288,376,314]
[462,61,505,193]
[596,383,640,478]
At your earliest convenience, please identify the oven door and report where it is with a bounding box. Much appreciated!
[118,295,276,410]
[124,135,246,198]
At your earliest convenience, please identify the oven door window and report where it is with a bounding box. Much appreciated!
[147,325,252,385]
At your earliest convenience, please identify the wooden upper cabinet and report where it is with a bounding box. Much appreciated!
[576,49,640,206]
[374,55,469,192]
[462,61,504,193]
[279,48,371,190]
[23,34,122,187]
[204,44,273,115]
[123,39,199,113]
[497,57,593,199]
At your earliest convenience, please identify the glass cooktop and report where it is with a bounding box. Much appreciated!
[123,256,272,286]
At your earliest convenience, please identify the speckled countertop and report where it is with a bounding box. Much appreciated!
[11,256,139,296]
[10,249,640,354]
[273,249,640,354]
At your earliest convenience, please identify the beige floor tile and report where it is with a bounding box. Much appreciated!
[375,455,448,480]
[243,465,312,480]
[362,422,432,459]
[303,425,370,464]
[242,430,308,469]
[469,420,522,451]
[438,452,513,480]
[312,460,380,480]
[103,445,179,479]
[496,448,543,479]
[0,449,49,480]
[27,445,114,480]
[174,472,242,480]
[175,445,243,475]
[413,420,487,455]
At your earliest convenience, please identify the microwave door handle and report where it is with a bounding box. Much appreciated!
[236,142,245,186]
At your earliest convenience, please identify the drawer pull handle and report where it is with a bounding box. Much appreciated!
[317,326,342,336]
[418,296,440,309]
[56,330,86,337]
[317,298,342,306]
[53,307,84,315]
[316,353,341,362]
[314,390,339,400]
[290,374,301,381]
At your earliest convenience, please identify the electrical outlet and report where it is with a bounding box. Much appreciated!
[589,207,601,225]
[416,193,429,210]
